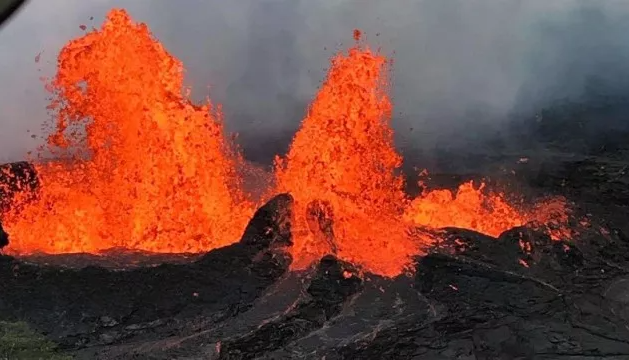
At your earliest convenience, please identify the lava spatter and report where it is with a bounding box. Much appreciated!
[2,9,254,254]
[404,180,572,239]
[404,181,524,237]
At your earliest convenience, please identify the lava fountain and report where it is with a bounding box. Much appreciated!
[1,9,571,277]
[274,32,570,276]
[275,32,418,276]
[2,9,254,254]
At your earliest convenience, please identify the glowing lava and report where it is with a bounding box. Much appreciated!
[2,9,254,254]
[275,41,418,276]
[274,37,570,276]
[1,9,571,277]
[404,181,570,239]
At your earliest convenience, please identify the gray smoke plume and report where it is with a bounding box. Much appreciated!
[1,0,628,166]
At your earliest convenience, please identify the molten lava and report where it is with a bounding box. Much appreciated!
[2,9,254,254]
[404,181,570,239]
[274,42,418,276]
[1,9,572,277]
[274,37,570,275]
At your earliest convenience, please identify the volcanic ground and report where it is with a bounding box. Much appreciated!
[3,154,629,360]
[2,8,629,360]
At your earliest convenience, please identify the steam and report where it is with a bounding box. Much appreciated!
[1,0,628,164]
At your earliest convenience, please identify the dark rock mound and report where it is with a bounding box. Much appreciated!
[236,193,293,251]
[433,226,583,276]
[0,193,294,351]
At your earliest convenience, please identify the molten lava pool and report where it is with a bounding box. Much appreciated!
[0,9,571,277]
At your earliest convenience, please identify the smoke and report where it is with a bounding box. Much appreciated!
[1,0,628,165]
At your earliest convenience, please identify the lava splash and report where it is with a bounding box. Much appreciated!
[1,9,571,277]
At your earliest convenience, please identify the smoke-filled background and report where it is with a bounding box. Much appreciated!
[2,0,629,169]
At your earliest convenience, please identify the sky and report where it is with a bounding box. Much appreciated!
[1,0,629,164]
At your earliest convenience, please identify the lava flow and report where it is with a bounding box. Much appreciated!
[1,9,571,277]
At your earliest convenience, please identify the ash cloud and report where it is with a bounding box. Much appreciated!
[1,0,628,166]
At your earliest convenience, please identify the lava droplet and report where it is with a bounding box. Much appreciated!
[353,29,362,42]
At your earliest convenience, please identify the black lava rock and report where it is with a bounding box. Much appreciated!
[0,222,7,250]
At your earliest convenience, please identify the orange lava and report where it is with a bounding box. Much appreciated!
[0,10,572,277]
[404,181,520,236]
[404,181,570,239]
[274,39,570,275]
[275,42,419,276]
[2,9,254,254]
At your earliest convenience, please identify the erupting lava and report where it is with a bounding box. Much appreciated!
[273,36,570,275]
[2,10,254,253]
[0,9,571,277]
[274,42,417,275]
[404,181,570,239]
